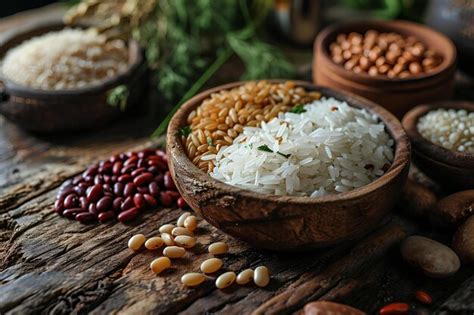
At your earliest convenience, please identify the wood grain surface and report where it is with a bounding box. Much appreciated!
[1,4,474,315]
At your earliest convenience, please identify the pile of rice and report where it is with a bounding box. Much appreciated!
[1,28,129,90]
[209,98,394,197]
[417,108,474,153]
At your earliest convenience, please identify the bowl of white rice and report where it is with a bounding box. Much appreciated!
[403,101,474,190]
[0,21,147,132]
[167,81,411,250]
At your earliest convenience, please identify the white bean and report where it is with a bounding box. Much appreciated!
[159,224,175,234]
[128,234,145,251]
[236,269,254,285]
[184,215,197,232]
[163,246,186,258]
[254,266,270,287]
[145,237,164,250]
[200,258,223,274]
[174,235,196,248]
[150,257,171,274]
[209,242,229,255]
[177,212,191,227]
[161,233,175,246]
[216,271,236,289]
[181,273,206,287]
[172,227,193,237]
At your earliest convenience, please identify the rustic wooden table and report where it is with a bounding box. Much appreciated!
[1,5,474,315]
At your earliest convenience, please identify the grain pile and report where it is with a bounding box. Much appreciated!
[183,81,321,172]
[1,28,129,90]
[417,108,474,153]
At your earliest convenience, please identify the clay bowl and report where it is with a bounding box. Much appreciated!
[0,20,147,132]
[167,80,411,250]
[313,20,457,118]
[402,101,474,191]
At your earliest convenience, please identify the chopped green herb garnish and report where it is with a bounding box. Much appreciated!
[207,137,215,147]
[277,152,291,158]
[179,126,192,137]
[258,144,273,153]
[258,144,290,158]
[289,104,306,114]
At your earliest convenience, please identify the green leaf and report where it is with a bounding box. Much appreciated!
[289,104,306,114]
[257,144,273,153]
[277,151,291,158]
[179,126,192,137]
[107,85,129,111]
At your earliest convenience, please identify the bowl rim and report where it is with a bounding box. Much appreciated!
[402,101,474,168]
[315,19,457,83]
[0,20,145,96]
[167,80,411,204]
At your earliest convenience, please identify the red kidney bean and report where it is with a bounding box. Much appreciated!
[148,159,167,171]
[134,172,153,186]
[121,196,135,211]
[83,175,94,184]
[73,185,86,196]
[118,207,139,222]
[103,183,112,193]
[111,175,117,182]
[87,184,103,202]
[113,197,123,211]
[160,191,173,206]
[72,176,83,185]
[97,196,113,212]
[118,174,132,183]
[131,167,146,177]
[57,186,75,200]
[99,162,112,174]
[136,186,149,194]
[103,175,112,184]
[124,156,138,166]
[148,166,159,174]
[98,211,115,223]
[137,158,147,168]
[121,164,136,174]
[76,212,97,223]
[415,290,432,305]
[379,303,410,315]
[155,174,165,187]
[89,203,99,214]
[167,191,180,200]
[113,161,122,175]
[109,154,119,163]
[54,199,64,214]
[133,193,146,208]
[177,197,187,209]
[113,182,124,196]
[143,194,157,207]
[149,182,159,196]
[78,182,89,188]
[63,208,86,219]
[79,196,89,210]
[138,149,154,158]
[83,166,98,177]
[94,175,103,185]
[123,182,136,197]
[164,172,176,190]
[64,194,78,209]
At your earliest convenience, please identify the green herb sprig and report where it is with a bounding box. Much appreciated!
[289,104,306,114]
[257,144,290,158]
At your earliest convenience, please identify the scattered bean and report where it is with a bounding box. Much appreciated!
[304,301,365,315]
[174,235,196,249]
[118,207,140,222]
[254,266,270,287]
[128,234,146,251]
[177,197,187,209]
[415,290,433,305]
[145,237,164,250]
[159,224,175,234]
[181,272,206,287]
[75,212,96,223]
[172,227,193,237]
[379,302,410,315]
[216,271,236,289]
[432,190,474,227]
[200,258,223,274]
[177,212,191,227]
[150,257,171,274]
[209,242,229,255]
[184,215,197,232]
[163,246,186,258]
[400,235,460,278]
[236,269,254,285]
[161,233,175,246]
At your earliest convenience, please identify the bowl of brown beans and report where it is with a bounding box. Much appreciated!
[166,80,410,251]
[313,20,456,118]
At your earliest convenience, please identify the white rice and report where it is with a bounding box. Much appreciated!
[1,28,129,90]
[210,98,394,197]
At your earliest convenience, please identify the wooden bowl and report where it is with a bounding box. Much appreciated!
[313,20,457,118]
[167,81,411,250]
[402,101,474,191]
[0,20,147,132]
